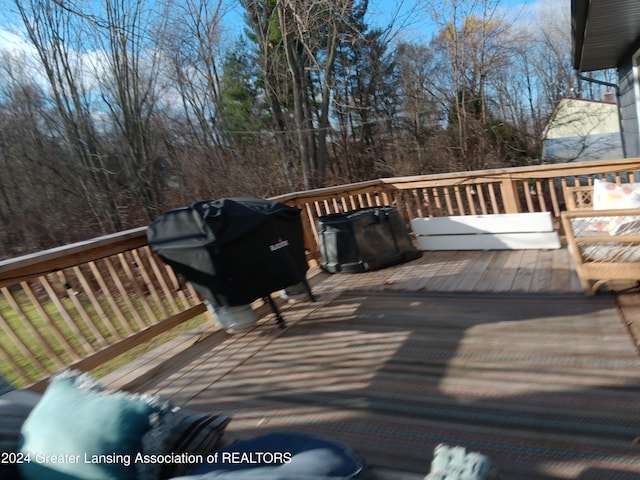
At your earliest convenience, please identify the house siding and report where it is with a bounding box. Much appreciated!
[618,60,640,157]
[542,133,623,162]
[541,98,623,162]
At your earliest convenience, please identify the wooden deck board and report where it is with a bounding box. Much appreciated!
[474,250,510,291]
[105,247,640,479]
[492,250,526,292]
[510,249,538,291]
[456,251,498,291]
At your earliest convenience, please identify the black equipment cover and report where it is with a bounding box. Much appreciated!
[317,206,422,273]
[147,197,308,307]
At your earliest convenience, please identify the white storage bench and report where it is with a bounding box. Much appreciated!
[411,212,560,251]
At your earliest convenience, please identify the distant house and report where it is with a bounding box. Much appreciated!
[572,0,640,158]
[542,97,623,162]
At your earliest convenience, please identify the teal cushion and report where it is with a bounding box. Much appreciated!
[19,371,169,480]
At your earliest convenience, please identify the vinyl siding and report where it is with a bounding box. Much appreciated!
[618,60,640,157]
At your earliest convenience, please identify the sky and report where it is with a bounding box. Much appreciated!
[0,0,559,70]
[370,0,542,39]
[215,0,547,46]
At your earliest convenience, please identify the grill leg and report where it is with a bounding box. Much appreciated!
[265,294,287,329]
[302,277,316,302]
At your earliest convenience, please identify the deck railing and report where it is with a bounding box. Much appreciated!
[2,158,640,389]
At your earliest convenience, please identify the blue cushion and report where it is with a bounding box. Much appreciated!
[172,431,366,479]
[19,370,169,480]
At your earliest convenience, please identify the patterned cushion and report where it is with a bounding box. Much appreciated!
[570,215,640,237]
[607,216,640,236]
[593,179,640,210]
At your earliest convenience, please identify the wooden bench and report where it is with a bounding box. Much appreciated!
[410,212,560,251]
[561,184,640,295]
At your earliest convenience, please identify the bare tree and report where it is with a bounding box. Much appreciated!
[244,0,367,189]
[426,0,521,170]
[163,0,225,153]
[91,0,171,221]
[12,0,124,232]
[0,54,55,252]
[242,0,299,188]
[394,42,445,172]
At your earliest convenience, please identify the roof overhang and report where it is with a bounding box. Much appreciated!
[572,0,640,72]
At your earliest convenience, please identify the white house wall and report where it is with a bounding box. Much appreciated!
[542,98,623,162]
[543,133,624,161]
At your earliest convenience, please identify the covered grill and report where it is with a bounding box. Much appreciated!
[147,197,314,328]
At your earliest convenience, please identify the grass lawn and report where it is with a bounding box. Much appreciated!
[0,290,209,388]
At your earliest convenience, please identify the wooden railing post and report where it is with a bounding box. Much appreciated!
[500,177,522,213]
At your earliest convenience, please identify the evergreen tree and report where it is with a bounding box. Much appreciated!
[217,38,267,150]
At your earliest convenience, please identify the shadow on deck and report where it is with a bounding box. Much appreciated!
[102,250,640,480]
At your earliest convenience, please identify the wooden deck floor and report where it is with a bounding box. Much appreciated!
[103,249,640,480]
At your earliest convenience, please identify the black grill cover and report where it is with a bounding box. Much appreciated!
[147,197,308,307]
